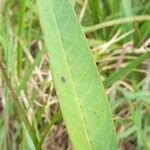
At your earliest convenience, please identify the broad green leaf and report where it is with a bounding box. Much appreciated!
[36,0,117,149]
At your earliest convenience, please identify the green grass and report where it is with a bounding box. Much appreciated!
[0,0,150,149]
[17,0,26,79]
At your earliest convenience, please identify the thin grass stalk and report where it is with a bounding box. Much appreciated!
[84,15,150,33]
[0,61,39,147]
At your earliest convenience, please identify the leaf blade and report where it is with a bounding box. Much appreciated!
[104,52,150,88]
[36,0,117,149]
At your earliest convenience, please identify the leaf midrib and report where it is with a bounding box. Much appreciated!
[50,1,92,149]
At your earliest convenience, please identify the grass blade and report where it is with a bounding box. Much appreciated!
[121,0,133,31]
[88,0,102,23]
[17,0,26,78]
[37,0,117,149]
[88,0,106,38]
[0,61,39,147]
[104,52,150,88]
[16,49,45,95]
[38,111,62,147]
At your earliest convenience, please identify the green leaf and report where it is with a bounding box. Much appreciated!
[0,61,39,146]
[104,52,150,88]
[39,111,62,147]
[119,88,150,103]
[16,49,45,95]
[36,0,117,149]
[118,125,136,140]
[88,0,102,23]
[17,0,26,78]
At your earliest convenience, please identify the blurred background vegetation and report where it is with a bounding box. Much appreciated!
[0,0,150,149]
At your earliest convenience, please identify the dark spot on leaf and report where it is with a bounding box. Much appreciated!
[61,77,65,83]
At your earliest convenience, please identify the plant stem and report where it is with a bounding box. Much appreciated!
[0,60,39,148]
[84,15,150,33]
